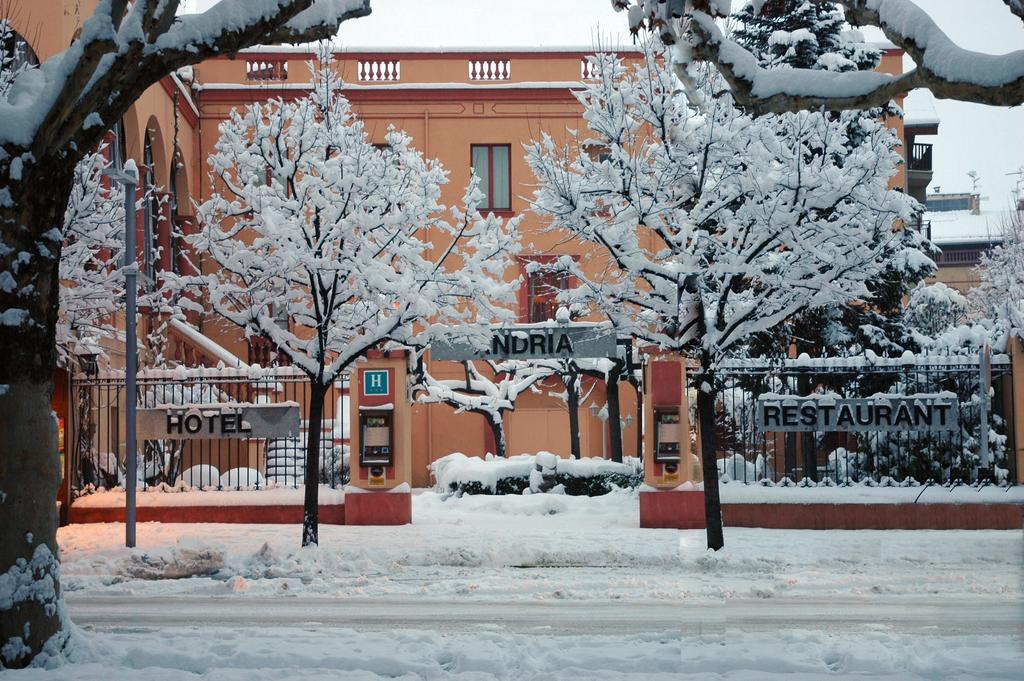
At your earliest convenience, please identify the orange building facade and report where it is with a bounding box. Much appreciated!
[11,2,918,490]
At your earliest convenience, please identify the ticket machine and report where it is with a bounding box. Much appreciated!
[654,409,682,465]
[347,355,412,524]
[640,353,705,529]
[359,411,394,484]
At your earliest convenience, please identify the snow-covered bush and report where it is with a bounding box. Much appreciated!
[825,448,866,484]
[181,464,220,490]
[219,468,266,490]
[431,453,642,497]
[905,282,969,341]
[717,453,756,483]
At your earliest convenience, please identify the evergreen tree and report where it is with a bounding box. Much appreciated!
[732,0,936,358]
[732,0,881,73]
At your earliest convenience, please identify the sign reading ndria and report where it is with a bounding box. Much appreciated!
[363,369,389,396]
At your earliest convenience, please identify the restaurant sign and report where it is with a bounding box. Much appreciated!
[756,395,959,433]
[137,403,300,440]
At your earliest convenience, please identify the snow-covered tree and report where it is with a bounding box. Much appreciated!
[729,0,935,359]
[526,43,916,549]
[412,356,555,459]
[56,150,125,364]
[970,207,1024,333]
[0,1,371,667]
[905,282,969,340]
[731,0,880,73]
[191,56,519,547]
[613,0,1024,111]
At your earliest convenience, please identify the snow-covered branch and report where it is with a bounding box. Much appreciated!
[614,0,1024,112]
[412,355,554,457]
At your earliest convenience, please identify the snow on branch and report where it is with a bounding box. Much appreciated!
[0,0,370,156]
[156,0,371,58]
[614,0,1024,112]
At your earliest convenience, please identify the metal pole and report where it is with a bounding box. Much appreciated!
[113,169,139,548]
[103,165,138,547]
[979,342,991,475]
[124,175,138,547]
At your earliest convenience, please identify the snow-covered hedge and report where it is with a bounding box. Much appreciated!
[431,453,643,496]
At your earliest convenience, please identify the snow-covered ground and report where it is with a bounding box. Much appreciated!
[27,490,1024,679]
[59,490,1021,601]
[19,621,1024,680]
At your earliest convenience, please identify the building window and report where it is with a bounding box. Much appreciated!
[470,144,511,211]
[525,265,569,323]
[0,25,39,75]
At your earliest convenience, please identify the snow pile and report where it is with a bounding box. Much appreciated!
[121,546,225,580]
[431,452,642,496]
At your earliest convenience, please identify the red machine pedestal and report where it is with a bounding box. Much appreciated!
[639,490,706,529]
[344,490,412,525]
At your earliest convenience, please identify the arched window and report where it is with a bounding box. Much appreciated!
[0,21,39,69]
[142,132,158,286]
[0,22,39,94]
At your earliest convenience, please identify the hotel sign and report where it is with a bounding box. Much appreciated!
[431,324,617,361]
[756,395,958,433]
[137,403,300,440]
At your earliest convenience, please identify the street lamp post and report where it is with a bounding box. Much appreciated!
[103,162,138,548]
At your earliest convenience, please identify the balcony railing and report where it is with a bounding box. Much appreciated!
[468,59,511,81]
[358,59,400,82]
[935,246,992,267]
[909,142,933,172]
[246,59,288,82]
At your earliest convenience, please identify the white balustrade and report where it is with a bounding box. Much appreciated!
[468,58,511,81]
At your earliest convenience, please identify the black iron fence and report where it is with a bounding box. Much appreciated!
[69,367,350,496]
[709,356,1014,486]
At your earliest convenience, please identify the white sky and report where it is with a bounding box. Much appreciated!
[183,0,1023,207]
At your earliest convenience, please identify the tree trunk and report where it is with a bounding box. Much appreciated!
[697,367,725,551]
[606,361,624,463]
[634,379,643,461]
[566,366,581,459]
[487,414,508,459]
[301,382,328,547]
[0,168,74,667]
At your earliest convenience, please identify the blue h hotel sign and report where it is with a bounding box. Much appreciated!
[363,369,389,396]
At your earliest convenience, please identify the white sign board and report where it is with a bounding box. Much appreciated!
[137,403,300,440]
[756,395,958,433]
[431,324,617,361]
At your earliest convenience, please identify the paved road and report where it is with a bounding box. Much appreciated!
[68,595,1024,636]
